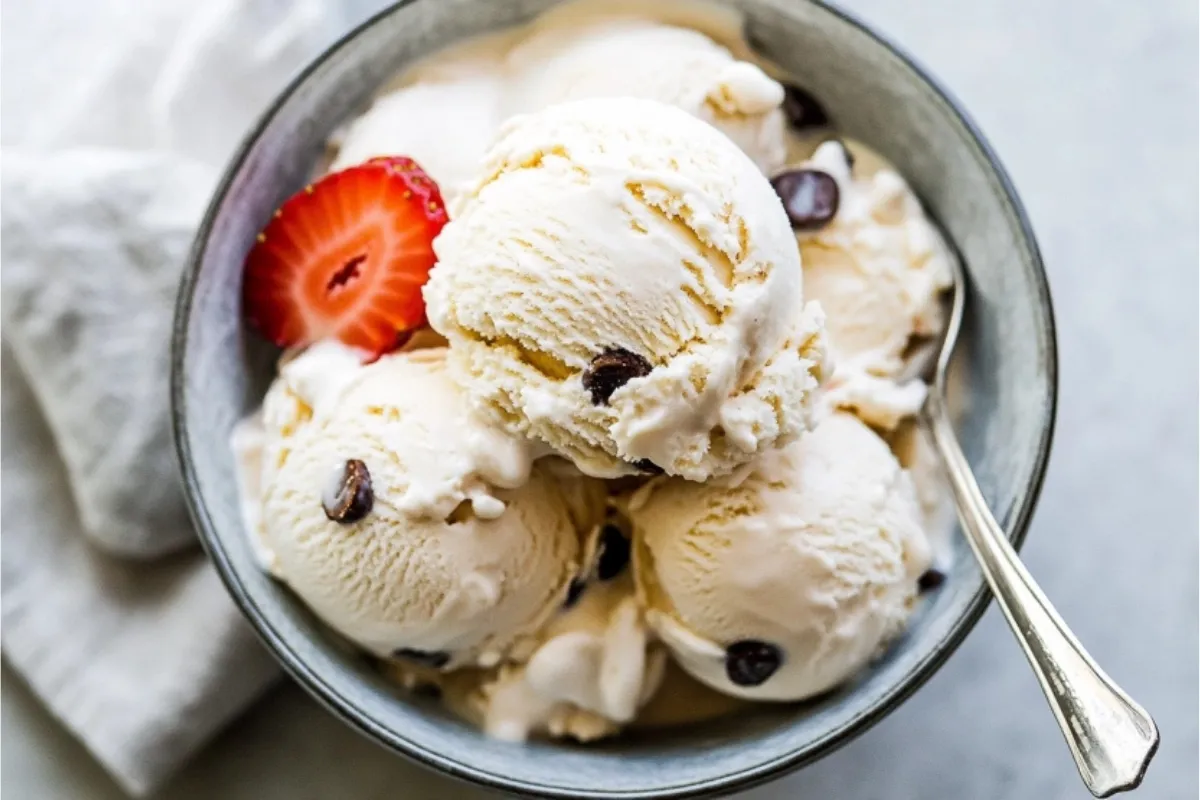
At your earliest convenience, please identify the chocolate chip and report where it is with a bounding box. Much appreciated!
[392,648,451,669]
[596,524,631,581]
[581,347,652,405]
[782,84,829,130]
[918,568,947,592]
[322,459,374,523]
[725,640,783,687]
[770,169,840,231]
[563,579,587,609]
[633,459,663,475]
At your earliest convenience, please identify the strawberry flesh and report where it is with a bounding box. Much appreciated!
[243,156,448,357]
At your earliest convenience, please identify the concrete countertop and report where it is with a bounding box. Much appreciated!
[2,0,1196,797]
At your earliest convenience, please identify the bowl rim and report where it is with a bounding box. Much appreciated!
[170,0,1059,797]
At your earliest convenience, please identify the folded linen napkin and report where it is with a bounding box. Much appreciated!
[1,346,280,794]
[2,150,217,558]
[0,0,382,793]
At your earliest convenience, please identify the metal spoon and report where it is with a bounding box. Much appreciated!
[909,253,1159,797]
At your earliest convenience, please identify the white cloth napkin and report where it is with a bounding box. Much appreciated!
[1,0,383,793]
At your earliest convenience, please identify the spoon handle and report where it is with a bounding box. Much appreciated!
[923,391,1158,798]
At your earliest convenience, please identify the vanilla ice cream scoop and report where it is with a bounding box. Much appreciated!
[425,97,827,482]
[505,16,788,173]
[253,344,589,668]
[328,77,503,205]
[792,140,953,428]
[630,412,931,701]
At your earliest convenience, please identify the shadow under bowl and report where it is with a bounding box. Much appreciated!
[171,0,1057,797]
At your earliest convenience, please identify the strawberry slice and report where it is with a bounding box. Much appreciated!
[243,156,448,357]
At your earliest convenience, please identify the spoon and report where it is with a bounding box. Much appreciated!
[909,252,1159,797]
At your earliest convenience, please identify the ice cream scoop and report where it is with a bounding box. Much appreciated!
[248,344,596,668]
[505,15,787,173]
[329,76,504,206]
[784,140,953,429]
[424,97,827,482]
[630,412,931,701]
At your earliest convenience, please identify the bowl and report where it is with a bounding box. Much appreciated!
[171,0,1057,796]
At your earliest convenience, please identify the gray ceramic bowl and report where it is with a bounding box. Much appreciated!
[171,0,1057,797]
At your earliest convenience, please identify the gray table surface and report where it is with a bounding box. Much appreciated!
[3,0,1197,798]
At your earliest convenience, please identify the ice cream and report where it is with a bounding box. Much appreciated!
[888,418,955,562]
[791,140,954,428]
[504,14,787,173]
[376,512,666,742]
[630,412,932,701]
[540,455,612,543]
[251,343,599,667]
[234,0,959,744]
[453,571,666,742]
[452,511,664,741]
[382,546,666,743]
[326,5,790,208]
[329,80,503,206]
[425,97,827,482]
[231,340,365,574]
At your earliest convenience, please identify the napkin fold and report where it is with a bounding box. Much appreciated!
[1,352,280,794]
[0,0,380,793]
[2,150,217,558]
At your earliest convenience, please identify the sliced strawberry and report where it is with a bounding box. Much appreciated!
[243,156,448,357]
